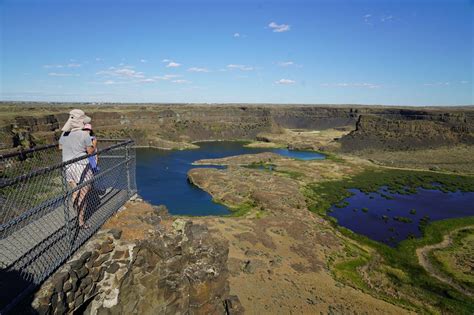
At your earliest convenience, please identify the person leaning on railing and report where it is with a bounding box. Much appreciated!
[58,109,95,229]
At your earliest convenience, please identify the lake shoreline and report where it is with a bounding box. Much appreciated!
[136,141,326,216]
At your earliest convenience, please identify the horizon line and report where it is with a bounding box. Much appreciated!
[1,100,473,108]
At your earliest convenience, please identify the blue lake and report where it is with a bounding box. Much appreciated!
[136,141,325,215]
[329,188,474,246]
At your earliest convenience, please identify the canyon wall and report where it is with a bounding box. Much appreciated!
[339,111,474,151]
[0,103,473,152]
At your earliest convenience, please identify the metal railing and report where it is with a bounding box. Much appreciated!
[0,139,136,313]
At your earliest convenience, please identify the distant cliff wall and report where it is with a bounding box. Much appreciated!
[0,104,473,151]
[0,105,360,149]
[339,111,474,151]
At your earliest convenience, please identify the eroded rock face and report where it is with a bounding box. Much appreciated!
[2,104,472,152]
[29,202,243,315]
[2,104,473,152]
[340,113,474,152]
[102,220,232,315]
[0,104,359,150]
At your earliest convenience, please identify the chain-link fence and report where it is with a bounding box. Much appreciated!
[0,139,136,313]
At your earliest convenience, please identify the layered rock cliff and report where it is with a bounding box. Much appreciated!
[0,104,359,149]
[339,112,474,151]
[0,103,473,152]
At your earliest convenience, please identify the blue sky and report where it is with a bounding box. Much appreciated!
[0,0,472,105]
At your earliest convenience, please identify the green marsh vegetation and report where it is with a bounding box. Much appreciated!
[418,215,431,231]
[274,169,304,179]
[428,227,474,292]
[334,201,349,208]
[226,200,257,217]
[244,162,276,171]
[393,216,412,223]
[315,150,345,163]
[304,168,474,314]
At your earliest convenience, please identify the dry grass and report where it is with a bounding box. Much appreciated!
[350,145,474,174]
[245,128,352,151]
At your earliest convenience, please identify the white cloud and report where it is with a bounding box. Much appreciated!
[101,79,136,85]
[115,68,144,78]
[48,72,79,77]
[321,82,380,88]
[161,58,181,67]
[381,15,393,22]
[275,79,295,85]
[97,67,144,79]
[95,57,103,62]
[138,78,155,83]
[188,67,210,73]
[172,79,190,84]
[153,74,181,80]
[140,59,148,63]
[268,22,290,33]
[66,63,81,68]
[227,64,254,71]
[364,14,394,25]
[166,61,181,68]
[43,64,64,69]
[278,61,295,67]
[421,81,472,86]
[233,32,247,38]
[364,14,373,25]
[423,82,450,86]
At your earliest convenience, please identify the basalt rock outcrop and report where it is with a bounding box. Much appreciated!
[27,202,242,315]
[105,219,233,315]
[0,103,473,152]
[339,113,474,152]
[0,104,359,149]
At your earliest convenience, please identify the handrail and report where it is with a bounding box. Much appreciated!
[0,138,137,313]
[0,144,57,160]
[0,139,133,189]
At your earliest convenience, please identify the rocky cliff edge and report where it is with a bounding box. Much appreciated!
[28,199,244,315]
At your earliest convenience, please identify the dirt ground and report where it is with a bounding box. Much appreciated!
[99,128,474,314]
[187,148,416,314]
[193,215,414,314]
[186,131,474,314]
[245,128,351,151]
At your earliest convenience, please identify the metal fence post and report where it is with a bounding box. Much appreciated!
[0,139,135,313]
[61,167,73,255]
[125,143,132,197]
